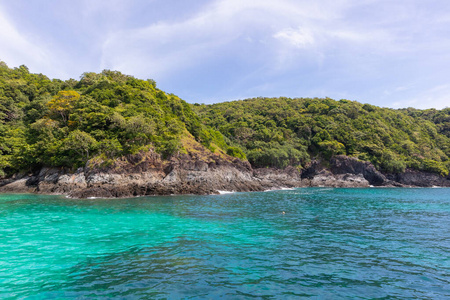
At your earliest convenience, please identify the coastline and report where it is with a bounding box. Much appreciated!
[1,155,449,199]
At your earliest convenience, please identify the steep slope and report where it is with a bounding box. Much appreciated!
[0,62,234,178]
[193,97,450,176]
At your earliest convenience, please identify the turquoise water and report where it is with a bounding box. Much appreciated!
[0,188,449,299]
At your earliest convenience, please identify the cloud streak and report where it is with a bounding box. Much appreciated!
[100,0,351,75]
[0,0,449,108]
[0,8,51,73]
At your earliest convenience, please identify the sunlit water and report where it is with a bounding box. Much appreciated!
[0,188,449,299]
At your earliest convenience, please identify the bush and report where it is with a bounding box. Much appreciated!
[421,159,449,176]
[159,138,181,159]
[227,146,246,160]
[318,140,345,160]
[379,150,406,173]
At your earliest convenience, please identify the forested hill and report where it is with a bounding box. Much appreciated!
[0,63,229,177]
[193,97,450,176]
[1,62,449,178]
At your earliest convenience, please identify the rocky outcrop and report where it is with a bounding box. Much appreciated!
[1,153,449,198]
[300,157,376,187]
[330,155,387,186]
[386,170,450,187]
[70,153,263,198]
[328,155,450,187]
[253,166,308,189]
[309,170,370,187]
[302,156,403,187]
[0,178,36,193]
[0,150,268,198]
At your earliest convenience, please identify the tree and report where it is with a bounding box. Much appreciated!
[99,138,123,158]
[0,154,11,177]
[379,150,406,173]
[63,130,97,161]
[421,159,449,176]
[318,140,346,159]
[46,91,80,124]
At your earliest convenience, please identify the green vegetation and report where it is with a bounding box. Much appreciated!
[0,63,228,175]
[1,62,449,177]
[193,97,450,175]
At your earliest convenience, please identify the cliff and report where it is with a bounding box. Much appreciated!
[1,154,449,198]
[0,153,298,198]
[0,134,304,197]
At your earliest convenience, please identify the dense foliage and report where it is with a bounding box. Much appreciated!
[194,97,450,175]
[0,62,226,176]
[1,62,449,177]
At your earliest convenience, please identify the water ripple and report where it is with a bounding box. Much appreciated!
[0,188,449,299]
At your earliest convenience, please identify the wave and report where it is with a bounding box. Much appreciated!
[217,190,235,195]
[264,187,295,192]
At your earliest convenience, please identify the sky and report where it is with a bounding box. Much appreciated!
[0,0,449,109]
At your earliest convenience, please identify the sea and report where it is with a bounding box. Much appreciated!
[0,188,449,299]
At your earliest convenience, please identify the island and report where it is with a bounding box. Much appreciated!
[1,62,449,197]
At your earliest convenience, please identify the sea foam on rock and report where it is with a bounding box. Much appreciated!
[1,153,449,198]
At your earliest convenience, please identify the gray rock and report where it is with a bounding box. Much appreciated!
[330,155,386,185]
[310,171,369,187]
[1,153,448,198]
[387,170,450,187]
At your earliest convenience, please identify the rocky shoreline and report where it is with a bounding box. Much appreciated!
[1,154,449,198]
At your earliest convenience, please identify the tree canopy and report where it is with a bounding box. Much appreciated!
[1,62,449,177]
[193,97,450,175]
[0,63,229,174]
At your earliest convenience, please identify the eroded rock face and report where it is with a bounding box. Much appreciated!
[253,166,307,189]
[69,163,262,198]
[0,150,268,198]
[310,170,370,188]
[386,170,450,187]
[0,178,35,193]
[330,155,387,186]
[1,153,448,198]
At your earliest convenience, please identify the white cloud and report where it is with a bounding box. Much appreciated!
[99,0,410,86]
[0,9,48,69]
[414,85,450,109]
[1,0,450,108]
[0,5,77,79]
[99,0,353,79]
[274,28,315,49]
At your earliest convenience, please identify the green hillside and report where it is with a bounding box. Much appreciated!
[193,97,450,176]
[1,62,449,178]
[0,63,227,176]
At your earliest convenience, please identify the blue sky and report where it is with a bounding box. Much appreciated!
[1,0,449,109]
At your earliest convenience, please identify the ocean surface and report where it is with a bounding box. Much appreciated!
[0,188,449,299]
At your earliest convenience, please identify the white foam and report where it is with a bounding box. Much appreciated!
[264,187,295,192]
[218,190,235,194]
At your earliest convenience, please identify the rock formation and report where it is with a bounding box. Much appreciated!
[1,153,449,198]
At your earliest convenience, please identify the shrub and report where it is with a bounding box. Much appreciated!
[227,146,246,160]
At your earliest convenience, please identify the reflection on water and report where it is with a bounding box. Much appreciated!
[0,188,449,299]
